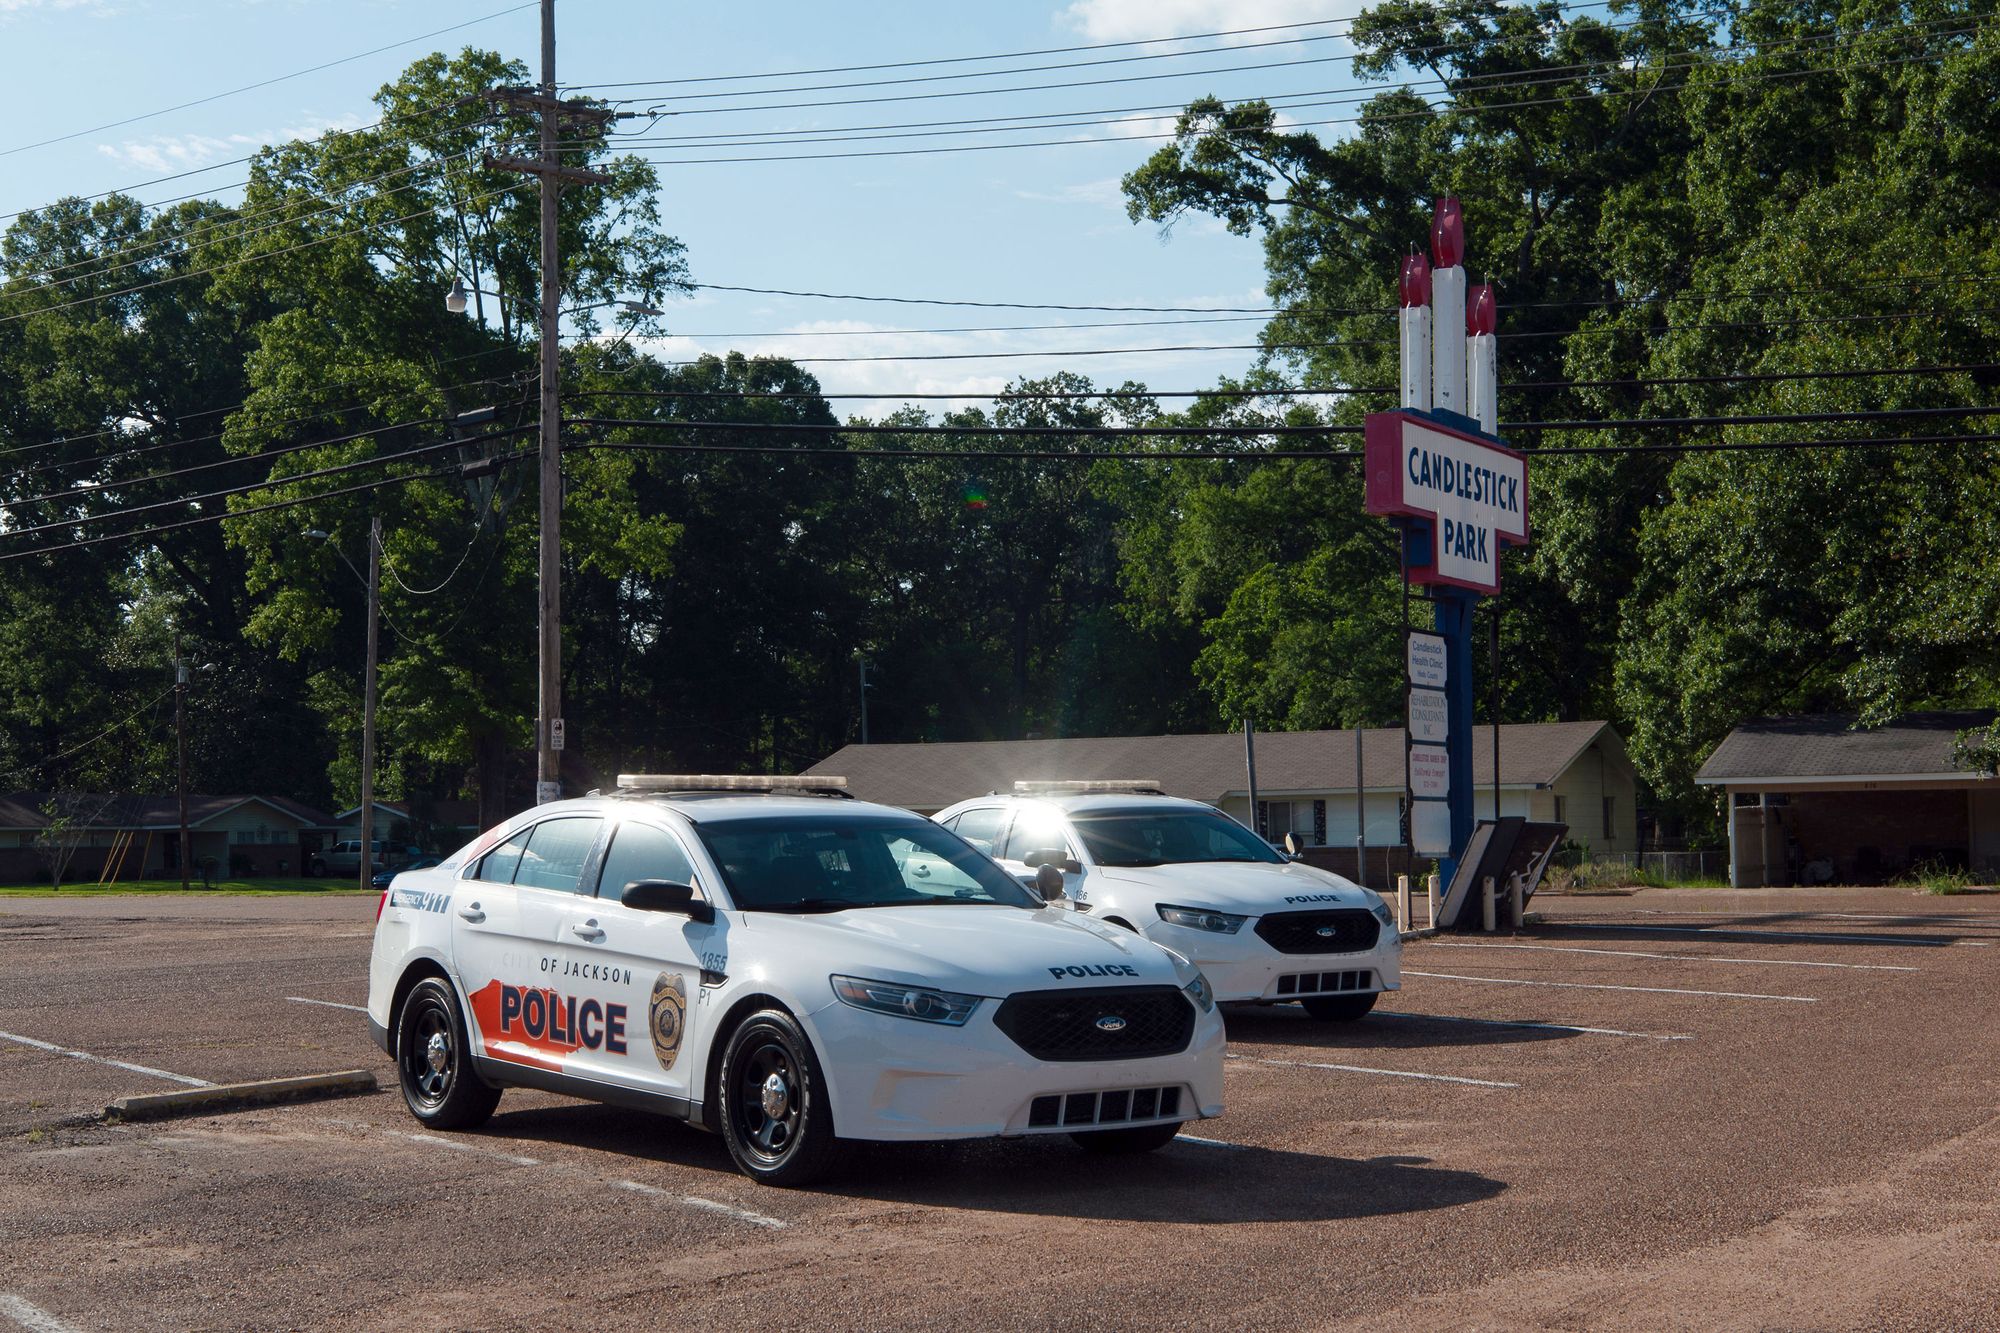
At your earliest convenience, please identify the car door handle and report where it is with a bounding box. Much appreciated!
[572,920,606,942]
[457,903,485,923]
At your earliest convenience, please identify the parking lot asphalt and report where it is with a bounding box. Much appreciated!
[2,886,1997,1331]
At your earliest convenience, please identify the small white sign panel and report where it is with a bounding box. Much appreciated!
[1407,632,1447,688]
[1410,799,1452,855]
[549,718,566,751]
[1408,688,1449,744]
[536,780,562,805]
[1409,744,1450,799]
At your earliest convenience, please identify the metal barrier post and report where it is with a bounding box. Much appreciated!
[1507,872,1524,929]
[1427,872,1440,929]
[1482,875,1497,932]
[1397,873,1411,930]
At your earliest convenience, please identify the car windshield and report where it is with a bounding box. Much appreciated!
[694,815,1040,912]
[1071,808,1285,867]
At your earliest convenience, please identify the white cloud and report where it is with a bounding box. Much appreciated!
[95,114,363,173]
[1059,0,1354,44]
[0,0,115,13]
[1013,177,1126,209]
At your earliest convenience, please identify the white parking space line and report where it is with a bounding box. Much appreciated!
[616,1180,788,1229]
[1175,1133,1248,1150]
[0,1028,214,1088]
[1404,971,1817,1003]
[387,1129,541,1167]
[1373,1009,1691,1041]
[1551,923,1949,947]
[286,996,369,1014]
[1227,1051,1519,1088]
[0,1294,84,1333]
[1430,941,1918,972]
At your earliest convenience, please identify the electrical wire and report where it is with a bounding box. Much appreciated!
[381,521,487,597]
[0,460,479,563]
[0,686,176,787]
[0,426,529,542]
[0,3,536,160]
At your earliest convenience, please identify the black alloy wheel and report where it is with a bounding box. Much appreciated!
[718,1010,847,1187]
[1301,991,1378,1022]
[1071,1120,1184,1154]
[395,977,501,1128]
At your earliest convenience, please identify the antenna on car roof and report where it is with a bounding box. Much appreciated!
[614,774,854,799]
[1012,779,1165,796]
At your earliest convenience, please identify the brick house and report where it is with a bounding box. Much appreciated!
[0,793,333,882]
[1695,712,1999,886]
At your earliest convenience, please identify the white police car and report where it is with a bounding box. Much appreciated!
[366,776,1225,1187]
[934,783,1402,1020]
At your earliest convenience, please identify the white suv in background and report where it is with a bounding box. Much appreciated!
[367,776,1226,1186]
[935,783,1401,1020]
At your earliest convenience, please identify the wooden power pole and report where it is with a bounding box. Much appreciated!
[487,0,611,806]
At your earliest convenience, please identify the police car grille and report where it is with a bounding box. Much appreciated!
[992,986,1194,1062]
[1028,1085,1183,1129]
[1276,969,1375,996]
[1255,909,1379,955]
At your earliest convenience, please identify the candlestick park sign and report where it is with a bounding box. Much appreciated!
[1363,410,1529,595]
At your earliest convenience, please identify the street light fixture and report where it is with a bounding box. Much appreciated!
[308,523,382,892]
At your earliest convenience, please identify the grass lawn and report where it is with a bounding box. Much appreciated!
[0,877,377,896]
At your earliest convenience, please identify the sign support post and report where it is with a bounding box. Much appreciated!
[1366,199,1527,897]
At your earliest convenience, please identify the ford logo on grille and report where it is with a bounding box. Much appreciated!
[1316,926,1337,938]
[1094,1015,1128,1032]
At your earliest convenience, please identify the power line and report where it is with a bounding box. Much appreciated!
[0,460,478,564]
[0,426,529,542]
[565,17,1364,91]
[0,686,177,787]
[0,2,536,160]
[380,519,487,597]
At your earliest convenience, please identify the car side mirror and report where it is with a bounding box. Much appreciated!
[620,879,716,924]
[1032,862,1066,902]
[1025,848,1082,875]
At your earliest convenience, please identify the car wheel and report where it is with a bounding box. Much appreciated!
[1071,1120,1183,1154]
[308,858,327,876]
[395,977,501,1129]
[1301,991,1378,1021]
[718,1009,847,1187]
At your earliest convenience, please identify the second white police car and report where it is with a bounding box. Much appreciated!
[366,776,1225,1186]
[934,782,1402,1019]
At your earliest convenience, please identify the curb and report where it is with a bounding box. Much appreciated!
[1399,927,1439,941]
[107,1070,378,1122]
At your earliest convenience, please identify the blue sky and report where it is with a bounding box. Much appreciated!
[0,0,1376,408]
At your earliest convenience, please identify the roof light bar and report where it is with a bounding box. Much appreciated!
[616,774,849,792]
[1013,780,1165,795]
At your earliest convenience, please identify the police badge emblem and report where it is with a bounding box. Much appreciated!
[649,971,687,1071]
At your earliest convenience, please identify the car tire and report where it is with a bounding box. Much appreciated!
[395,977,501,1129]
[307,858,327,876]
[1070,1121,1183,1154]
[1301,991,1379,1021]
[718,1009,848,1188]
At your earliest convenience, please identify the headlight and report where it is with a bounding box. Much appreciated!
[830,975,980,1026]
[1156,903,1248,934]
[1369,898,1396,927]
[1182,972,1215,1013]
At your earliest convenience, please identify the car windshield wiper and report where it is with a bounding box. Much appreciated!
[752,896,938,913]
[1099,858,1165,867]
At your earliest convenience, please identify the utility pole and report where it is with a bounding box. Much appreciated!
[488,0,612,806]
[857,657,872,744]
[175,634,189,892]
[359,516,381,893]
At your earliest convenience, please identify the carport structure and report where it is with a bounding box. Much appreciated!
[1696,712,2000,887]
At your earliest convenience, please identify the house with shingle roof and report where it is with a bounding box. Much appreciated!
[804,721,1636,883]
[0,792,334,882]
[1695,711,1999,886]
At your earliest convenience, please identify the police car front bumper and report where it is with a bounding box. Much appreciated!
[1141,922,1402,1004]
[803,997,1226,1142]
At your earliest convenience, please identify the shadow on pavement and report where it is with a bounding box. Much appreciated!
[1524,920,1968,949]
[475,1101,1507,1223]
[829,1135,1506,1223]
[1220,1003,1576,1049]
